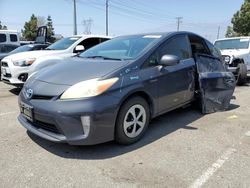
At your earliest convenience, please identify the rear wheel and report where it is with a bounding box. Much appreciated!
[115,97,150,145]
[236,63,247,86]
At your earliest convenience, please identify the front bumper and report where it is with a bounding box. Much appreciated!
[1,60,29,85]
[18,91,120,145]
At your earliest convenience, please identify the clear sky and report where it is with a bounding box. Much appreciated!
[0,0,244,42]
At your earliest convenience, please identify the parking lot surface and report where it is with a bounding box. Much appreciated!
[0,81,249,188]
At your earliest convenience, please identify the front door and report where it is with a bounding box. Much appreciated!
[155,35,195,113]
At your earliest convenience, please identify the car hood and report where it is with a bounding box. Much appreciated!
[3,50,64,62]
[220,49,249,57]
[0,53,8,60]
[34,57,128,86]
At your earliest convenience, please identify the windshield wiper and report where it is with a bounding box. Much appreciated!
[84,55,122,61]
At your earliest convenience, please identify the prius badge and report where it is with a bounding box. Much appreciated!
[25,88,33,100]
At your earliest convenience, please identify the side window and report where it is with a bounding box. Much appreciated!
[189,35,210,56]
[205,40,221,59]
[33,45,46,50]
[76,37,101,52]
[10,34,18,42]
[159,35,191,60]
[0,34,7,42]
[143,35,191,68]
[100,38,110,43]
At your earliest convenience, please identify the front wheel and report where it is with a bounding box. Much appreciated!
[236,63,247,86]
[115,97,150,145]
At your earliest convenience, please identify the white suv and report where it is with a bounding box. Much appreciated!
[214,37,250,85]
[1,35,111,86]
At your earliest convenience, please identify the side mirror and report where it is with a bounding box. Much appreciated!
[159,55,180,66]
[75,45,85,52]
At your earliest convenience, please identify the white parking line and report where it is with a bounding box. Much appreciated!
[245,131,250,137]
[189,148,236,188]
[0,111,17,116]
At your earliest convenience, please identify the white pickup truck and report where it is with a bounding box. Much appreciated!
[214,37,250,85]
[1,35,111,86]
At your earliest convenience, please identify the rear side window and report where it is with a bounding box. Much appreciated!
[10,34,18,42]
[206,40,221,59]
[0,34,7,42]
[77,37,101,51]
[33,45,47,50]
[100,38,110,43]
[189,35,210,56]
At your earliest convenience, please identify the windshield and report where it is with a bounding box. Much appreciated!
[79,35,162,60]
[9,45,33,54]
[46,37,80,50]
[214,38,250,50]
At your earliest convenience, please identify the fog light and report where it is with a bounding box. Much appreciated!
[81,116,91,137]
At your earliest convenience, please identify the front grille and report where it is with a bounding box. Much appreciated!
[3,73,12,78]
[32,95,54,100]
[30,120,60,134]
[1,61,8,67]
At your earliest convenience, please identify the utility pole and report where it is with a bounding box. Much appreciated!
[106,0,109,36]
[73,0,77,35]
[217,26,220,39]
[176,17,183,31]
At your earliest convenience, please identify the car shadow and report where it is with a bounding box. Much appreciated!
[27,102,240,160]
[9,87,22,95]
[27,106,204,160]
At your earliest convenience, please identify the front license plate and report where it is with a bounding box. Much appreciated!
[20,102,33,122]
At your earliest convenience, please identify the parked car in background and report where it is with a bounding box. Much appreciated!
[1,35,111,86]
[0,43,19,79]
[18,32,236,145]
[214,37,250,85]
[0,30,20,46]
[0,44,19,60]
[0,44,48,80]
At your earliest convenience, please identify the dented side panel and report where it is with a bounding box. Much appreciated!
[196,55,236,114]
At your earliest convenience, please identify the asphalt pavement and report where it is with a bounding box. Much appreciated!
[0,81,249,188]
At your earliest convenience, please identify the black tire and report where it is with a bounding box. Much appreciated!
[115,96,150,145]
[236,63,247,86]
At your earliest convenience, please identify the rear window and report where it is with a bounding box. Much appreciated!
[0,34,7,42]
[10,34,18,42]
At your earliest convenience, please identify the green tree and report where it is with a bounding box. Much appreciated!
[0,21,8,30]
[46,15,55,43]
[229,0,250,36]
[225,26,239,38]
[22,14,38,41]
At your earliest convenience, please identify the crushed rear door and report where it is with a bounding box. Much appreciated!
[196,54,236,114]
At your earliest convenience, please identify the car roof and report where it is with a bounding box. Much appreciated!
[113,31,205,39]
[69,34,112,39]
[215,36,250,42]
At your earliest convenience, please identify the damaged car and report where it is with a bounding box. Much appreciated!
[214,37,250,85]
[18,32,236,145]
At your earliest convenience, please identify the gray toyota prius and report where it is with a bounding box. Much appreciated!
[18,32,236,145]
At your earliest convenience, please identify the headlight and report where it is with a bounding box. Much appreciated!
[60,77,119,100]
[13,58,36,66]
